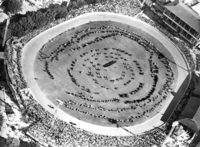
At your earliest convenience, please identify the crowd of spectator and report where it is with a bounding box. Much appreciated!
[3,0,200,146]
[19,94,167,147]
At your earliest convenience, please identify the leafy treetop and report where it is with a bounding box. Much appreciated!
[1,0,23,15]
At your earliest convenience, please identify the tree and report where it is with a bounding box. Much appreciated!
[61,1,69,7]
[85,0,97,4]
[7,138,21,147]
[69,1,79,10]
[77,0,87,7]
[31,11,47,28]
[1,0,22,15]
[20,140,40,147]
[9,22,25,37]
[1,0,23,47]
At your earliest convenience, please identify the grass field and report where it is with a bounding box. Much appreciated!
[33,20,178,127]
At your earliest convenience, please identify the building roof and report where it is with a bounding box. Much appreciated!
[164,1,200,33]
[180,96,200,119]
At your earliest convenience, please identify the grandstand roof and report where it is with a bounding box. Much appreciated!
[161,73,191,123]
[164,0,200,33]
[180,79,200,131]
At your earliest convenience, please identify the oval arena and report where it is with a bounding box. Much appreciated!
[21,13,190,136]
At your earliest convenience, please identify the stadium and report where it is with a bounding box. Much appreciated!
[2,0,200,147]
[22,12,189,136]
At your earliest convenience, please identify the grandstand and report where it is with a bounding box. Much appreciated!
[142,0,200,47]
